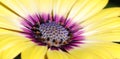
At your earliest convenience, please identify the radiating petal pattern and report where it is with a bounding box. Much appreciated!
[0,4,23,30]
[0,0,120,59]
[67,0,108,23]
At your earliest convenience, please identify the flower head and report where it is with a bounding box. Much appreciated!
[0,0,120,59]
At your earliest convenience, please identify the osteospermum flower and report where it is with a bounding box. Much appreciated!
[0,0,120,59]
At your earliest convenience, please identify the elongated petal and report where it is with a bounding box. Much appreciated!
[47,49,70,59]
[81,7,120,28]
[89,43,120,59]
[0,17,21,30]
[67,0,108,23]
[86,28,120,41]
[52,0,76,17]
[35,0,52,14]
[70,49,99,59]
[0,0,53,15]
[0,41,34,59]
[0,29,20,36]
[69,43,120,59]
[0,34,32,52]
[21,45,47,59]
[84,17,120,33]
[83,17,120,41]
[0,4,23,30]
[0,0,29,16]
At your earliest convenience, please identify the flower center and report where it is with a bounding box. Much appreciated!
[22,14,84,51]
[32,21,71,47]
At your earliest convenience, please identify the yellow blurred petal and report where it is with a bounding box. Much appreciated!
[0,34,21,42]
[35,0,52,14]
[68,0,108,23]
[15,0,39,14]
[70,49,99,59]
[101,43,120,59]
[0,0,53,16]
[47,49,69,59]
[86,28,120,41]
[0,3,23,30]
[0,17,22,30]
[0,29,21,35]
[0,1,20,17]
[53,0,76,17]
[69,43,102,59]
[21,45,47,59]
[82,7,120,27]
[0,38,22,52]
[1,0,53,15]
[0,41,34,59]
[70,42,120,59]
[0,0,29,16]
[89,43,120,59]
[83,17,120,36]
[0,34,32,52]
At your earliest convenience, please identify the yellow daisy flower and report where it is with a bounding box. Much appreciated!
[0,0,120,59]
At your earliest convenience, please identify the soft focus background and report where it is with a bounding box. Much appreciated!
[15,0,120,59]
[106,0,120,7]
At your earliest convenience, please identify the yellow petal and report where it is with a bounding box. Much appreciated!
[53,0,76,17]
[47,49,69,59]
[0,29,20,35]
[69,42,120,59]
[21,45,47,59]
[83,17,120,37]
[86,28,120,41]
[0,17,22,30]
[0,3,23,30]
[68,0,108,23]
[81,7,120,27]
[88,43,120,59]
[0,34,32,52]
[0,0,28,16]
[0,1,20,17]
[70,49,99,59]
[35,0,53,14]
[0,41,34,59]
[69,43,102,59]
[14,0,39,14]
[0,0,53,15]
